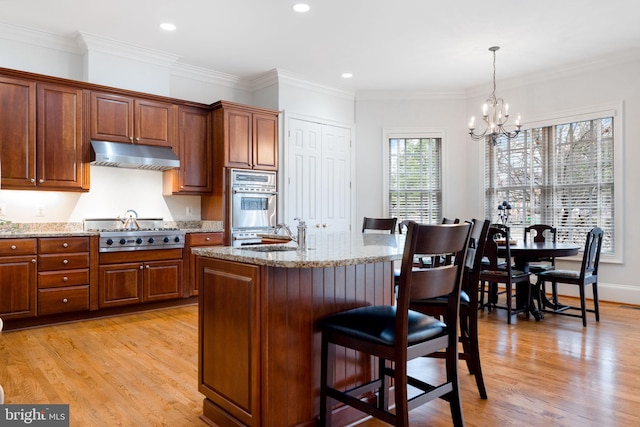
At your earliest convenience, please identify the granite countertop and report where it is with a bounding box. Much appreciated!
[192,231,405,268]
[0,220,224,238]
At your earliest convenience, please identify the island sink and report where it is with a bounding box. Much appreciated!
[238,245,298,252]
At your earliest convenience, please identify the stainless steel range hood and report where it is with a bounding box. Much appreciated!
[90,140,180,171]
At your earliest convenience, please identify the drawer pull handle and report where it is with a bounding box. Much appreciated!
[63,259,69,264]
[62,298,68,303]
[205,237,210,241]
[140,265,144,269]
[63,276,68,282]
[10,245,17,250]
[63,243,69,248]
[32,259,36,263]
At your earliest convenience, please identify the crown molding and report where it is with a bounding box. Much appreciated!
[0,22,81,54]
[356,89,466,101]
[275,69,355,101]
[74,31,181,68]
[466,47,640,98]
[247,69,279,92]
[171,62,250,91]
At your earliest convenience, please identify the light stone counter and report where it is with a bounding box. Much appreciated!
[191,231,405,268]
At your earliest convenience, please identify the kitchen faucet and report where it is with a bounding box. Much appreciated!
[294,217,307,251]
[274,223,295,240]
[274,218,307,251]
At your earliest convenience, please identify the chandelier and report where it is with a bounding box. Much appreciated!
[468,46,522,145]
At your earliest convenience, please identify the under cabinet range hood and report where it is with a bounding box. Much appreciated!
[90,140,180,171]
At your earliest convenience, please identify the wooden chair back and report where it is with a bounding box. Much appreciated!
[524,224,557,243]
[362,217,397,233]
[397,222,471,317]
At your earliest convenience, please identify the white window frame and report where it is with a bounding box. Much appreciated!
[382,128,447,222]
[485,103,624,263]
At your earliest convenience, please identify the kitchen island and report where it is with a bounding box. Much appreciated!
[193,232,404,427]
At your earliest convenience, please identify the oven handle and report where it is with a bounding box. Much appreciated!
[232,189,278,196]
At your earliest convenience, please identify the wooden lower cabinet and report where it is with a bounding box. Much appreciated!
[37,237,91,316]
[185,232,224,297]
[0,255,37,320]
[99,250,183,308]
[0,238,37,320]
[197,257,392,427]
[199,258,261,427]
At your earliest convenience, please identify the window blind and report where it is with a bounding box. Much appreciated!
[389,138,442,224]
[485,117,614,253]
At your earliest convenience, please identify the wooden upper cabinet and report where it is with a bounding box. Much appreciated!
[226,108,252,168]
[0,78,86,191]
[36,83,86,190]
[253,112,278,170]
[135,99,175,147]
[90,91,174,148]
[0,76,36,188]
[164,106,212,195]
[213,101,278,171]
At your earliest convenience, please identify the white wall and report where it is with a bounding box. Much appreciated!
[354,93,473,222]
[353,51,640,305]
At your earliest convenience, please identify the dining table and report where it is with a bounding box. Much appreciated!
[500,240,581,320]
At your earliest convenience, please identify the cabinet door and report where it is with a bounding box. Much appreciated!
[253,112,278,170]
[143,259,182,302]
[99,262,143,308]
[225,108,252,168]
[198,258,261,426]
[0,255,37,319]
[186,232,223,296]
[90,92,134,143]
[0,76,36,188]
[134,99,174,147]
[165,106,212,194]
[36,83,86,190]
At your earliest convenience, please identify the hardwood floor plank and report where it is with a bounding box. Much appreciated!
[1,300,640,426]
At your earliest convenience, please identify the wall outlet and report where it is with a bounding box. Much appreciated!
[36,205,45,217]
[0,203,6,216]
[186,206,193,216]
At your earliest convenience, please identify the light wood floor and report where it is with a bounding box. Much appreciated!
[1,299,640,426]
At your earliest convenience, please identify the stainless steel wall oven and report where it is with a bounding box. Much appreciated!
[229,169,277,246]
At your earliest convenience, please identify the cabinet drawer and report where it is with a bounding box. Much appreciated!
[38,237,90,253]
[0,238,37,256]
[189,232,223,246]
[38,253,89,271]
[38,268,89,289]
[38,285,89,316]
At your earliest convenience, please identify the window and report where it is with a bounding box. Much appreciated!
[485,117,615,254]
[388,136,442,223]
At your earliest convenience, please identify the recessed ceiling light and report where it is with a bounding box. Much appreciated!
[160,23,176,31]
[293,3,311,13]
[341,73,353,79]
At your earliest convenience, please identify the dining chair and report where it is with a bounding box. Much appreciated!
[524,224,557,274]
[362,217,397,233]
[319,222,471,427]
[410,218,491,399]
[397,219,412,234]
[479,226,532,324]
[535,227,603,327]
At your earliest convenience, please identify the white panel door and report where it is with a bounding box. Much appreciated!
[321,125,351,232]
[286,118,351,232]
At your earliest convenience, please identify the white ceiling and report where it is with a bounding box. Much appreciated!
[2,0,640,92]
